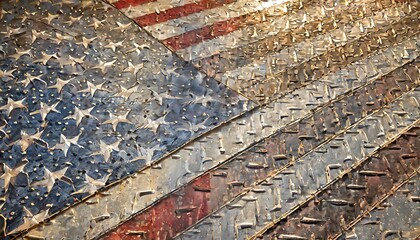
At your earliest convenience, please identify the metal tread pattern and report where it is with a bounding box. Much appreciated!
[258,126,420,239]
[171,86,420,240]
[200,5,420,104]
[115,0,420,102]
[24,23,420,240]
[343,178,420,240]
[99,57,420,239]
[0,0,418,239]
[200,1,417,103]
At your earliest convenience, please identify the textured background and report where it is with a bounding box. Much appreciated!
[0,0,419,239]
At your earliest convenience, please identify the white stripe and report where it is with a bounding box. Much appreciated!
[120,0,197,19]
[145,0,291,40]
[175,0,373,61]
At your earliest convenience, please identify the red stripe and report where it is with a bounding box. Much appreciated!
[162,11,263,51]
[102,174,211,240]
[114,0,156,9]
[135,0,236,27]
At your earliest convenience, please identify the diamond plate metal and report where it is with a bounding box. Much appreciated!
[196,0,419,103]
[259,126,420,239]
[98,56,420,239]
[2,0,420,239]
[344,178,420,240]
[20,31,420,240]
[176,87,420,240]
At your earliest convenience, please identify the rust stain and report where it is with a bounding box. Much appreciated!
[260,126,420,239]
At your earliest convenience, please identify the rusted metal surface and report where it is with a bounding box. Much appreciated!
[0,0,419,239]
[99,56,420,239]
[343,178,420,240]
[258,126,420,239]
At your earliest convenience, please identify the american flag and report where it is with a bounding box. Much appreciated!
[1,0,419,239]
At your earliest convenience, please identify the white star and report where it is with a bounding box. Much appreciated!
[64,106,95,126]
[90,140,120,162]
[78,81,108,97]
[0,69,15,78]
[34,51,58,65]
[115,21,131,31]
[149,89,182,106]
[0,98,26,116]
[103,111,132,131]
[20,73,47,88]
[43,13,58,25]
[113,85,138,101]
[0,161,28,191]
[72,173,110,195]
[9,49,32,60]
[89,17,105,30]
[31,101,61,121]
[48,77,72,93]
[8,130,48,152]
[104,40,124,52]
[52,133,83,157]
[31,167,73,193]
[123,61,143,75]
[93,59,117,74]
[8,207,49,234]
[80,36,97,48]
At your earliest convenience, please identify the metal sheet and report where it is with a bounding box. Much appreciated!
[1,0,419,239]
[21,30,420,240]
[175,88,420,240]
[99,56,420,239]
[259,126,420,239]
[344,178,420,240]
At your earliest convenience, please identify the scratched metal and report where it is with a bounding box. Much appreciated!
[195,0,396,80]
[252,10,420,104]
[194,1,419,103]
[174,0,414,61]
[180,2,418,102]
[259,127,420,240]
[0,0,254,237]
[21,34,420,239]
[98,55,420,238]
[175,87,420,240]
[224,3,416,103]
[343,179,420,240]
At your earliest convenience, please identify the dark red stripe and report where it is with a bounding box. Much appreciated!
[162,11,263,51]
[113,0,156,9]
[135,0,236,27]
[102,174,211,240]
